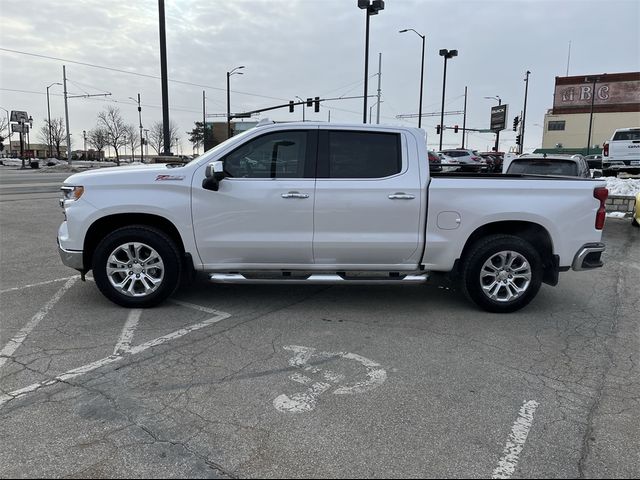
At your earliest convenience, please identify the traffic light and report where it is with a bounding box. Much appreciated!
[436,125,441,134]
[306,97,313,107]
[515,134,521,145]
[314,96,320,113]
[289,100,294,113]
[454,125,459,133]
[513,116,519,131]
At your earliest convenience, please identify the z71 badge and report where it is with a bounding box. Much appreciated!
[155,175,185,181]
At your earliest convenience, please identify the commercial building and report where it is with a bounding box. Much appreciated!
[540,72,640,154]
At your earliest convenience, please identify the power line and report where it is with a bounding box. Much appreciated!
[0,47,289,102]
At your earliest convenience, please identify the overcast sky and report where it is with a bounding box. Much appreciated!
[1,0,639,155]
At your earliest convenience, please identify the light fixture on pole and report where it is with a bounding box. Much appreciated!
[46,82,62,158]
[438,48,458,150]
[358,0,385,124]
[227,66,245,139]
[484,95,502,152]
[399,28,425,129]
[585,75,603,156]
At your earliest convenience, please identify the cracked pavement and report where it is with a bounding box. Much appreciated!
[1,191,638,478]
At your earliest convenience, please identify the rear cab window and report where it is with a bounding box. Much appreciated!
[612,129,640,141]
[507,159,579,176]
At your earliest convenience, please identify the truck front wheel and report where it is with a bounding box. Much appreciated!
[461,235,542,313]
[92,226,182,308]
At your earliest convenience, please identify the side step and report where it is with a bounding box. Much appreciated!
[208,273,428,285]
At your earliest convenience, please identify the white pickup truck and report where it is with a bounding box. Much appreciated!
[58,122,608,313]
[602,127,640,175]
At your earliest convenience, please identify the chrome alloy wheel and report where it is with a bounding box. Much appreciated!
[479,250,532,303]
[106,242,165,297]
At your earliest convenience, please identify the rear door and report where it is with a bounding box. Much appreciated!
[312,128,423,268]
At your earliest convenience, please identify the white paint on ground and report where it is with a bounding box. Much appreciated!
[274,344,387,413]
[113,309,142,355]
[0,275,79,294]
[491,400,540,479]
[0,277,78,369]
[0,301,231,409]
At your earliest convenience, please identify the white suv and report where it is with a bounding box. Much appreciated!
[440,149,486,172]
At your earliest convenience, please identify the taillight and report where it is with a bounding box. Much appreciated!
[603,142,609,157]
[594,187,608,230]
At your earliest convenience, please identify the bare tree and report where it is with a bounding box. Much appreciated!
[97,106,128,165]
[125,125,140,162]
[37,118,66,158]
[148,120,181,155]
[87,127,109,158]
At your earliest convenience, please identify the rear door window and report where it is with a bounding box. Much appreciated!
[324,131,401,178]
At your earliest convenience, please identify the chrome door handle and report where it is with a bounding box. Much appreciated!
[281,191,309,199]
[388,193,415,200]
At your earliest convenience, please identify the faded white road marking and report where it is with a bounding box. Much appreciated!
[0,277,78,369]
[492,400,540,479]
[0,275,79,294]
[273,345,387,413]
[0,301,231,408]
[113,309,142,355]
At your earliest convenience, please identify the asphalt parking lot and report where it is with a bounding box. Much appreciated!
[1,169,639,478]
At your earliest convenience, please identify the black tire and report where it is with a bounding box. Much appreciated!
[92,226,182,308]
[633,217,639,228]
[461,234,542,313]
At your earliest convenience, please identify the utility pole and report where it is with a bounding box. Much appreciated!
[202,90,206,154]
[63,65,72,164]
[137,94,143,162]
[376,52,382,124]
[158,0,171,155]
[461,86,468,148]
[520,70,531,154]
[585,75,602,156]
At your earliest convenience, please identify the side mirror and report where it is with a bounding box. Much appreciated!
[203,161,225,191]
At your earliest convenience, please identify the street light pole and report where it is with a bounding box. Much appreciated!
[585,75,602,156]
[295,96,305,122]
[438,48,458,151]
[128,94,144,163]
[484,96,502,152]
[227,66,245,139]
[520,70,531,154]
[83,130,86,159]
[46,82,61,158]
[399,29,425,128]
[358,0,384,124]
[158,0,171,155]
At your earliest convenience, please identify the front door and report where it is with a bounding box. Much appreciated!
[192,128,317,269]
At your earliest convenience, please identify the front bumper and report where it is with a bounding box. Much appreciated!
[58,238,84,271]
[572,242,605,271]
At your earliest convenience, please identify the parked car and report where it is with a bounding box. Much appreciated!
[427,150,442,172]
[602,127,640,176]
[584,154,603,169]
[437,152,459,168]
[440,148,486,172]
[504,154,590,178]
[479,152,504,173]
[58,121,608,313]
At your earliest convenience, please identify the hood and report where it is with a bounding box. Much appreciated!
[62,163,190,186]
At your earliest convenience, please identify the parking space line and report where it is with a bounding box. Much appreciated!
[0,275,79,294]
[491,400,540,479]
[0,277,78,369]
[113,309,142,355]
[0,302,231,409]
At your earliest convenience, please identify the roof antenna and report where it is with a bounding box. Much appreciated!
[566,40,571,77]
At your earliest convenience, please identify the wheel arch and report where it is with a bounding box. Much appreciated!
[454,220,558,285]
[83,213,189,272]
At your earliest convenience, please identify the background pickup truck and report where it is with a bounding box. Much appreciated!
[602,127,640,176]
[58,122,608,313]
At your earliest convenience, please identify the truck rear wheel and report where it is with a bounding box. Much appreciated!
[92,226,182,308]
[461,234,542,313]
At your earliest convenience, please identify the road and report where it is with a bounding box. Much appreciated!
[0,166,71,199]
[0,175,638,479]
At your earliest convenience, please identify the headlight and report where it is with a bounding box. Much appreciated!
[60,185,84,203]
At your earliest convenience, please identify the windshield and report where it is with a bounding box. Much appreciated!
[508,159,579,176]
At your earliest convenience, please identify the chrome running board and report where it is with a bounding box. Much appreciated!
[208,273,429,285]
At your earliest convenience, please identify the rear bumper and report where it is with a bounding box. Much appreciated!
[572,242,605,271]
